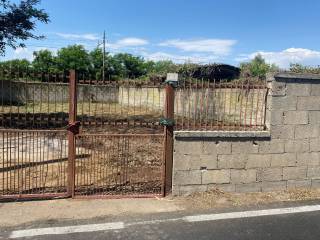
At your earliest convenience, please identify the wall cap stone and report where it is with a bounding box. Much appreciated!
[174,131,271,139]
[274,73,320,81]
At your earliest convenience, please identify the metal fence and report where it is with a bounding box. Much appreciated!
[75,134,164,197]
[174,78,268,131]
[0,69,268,200]
[0,130,68,199]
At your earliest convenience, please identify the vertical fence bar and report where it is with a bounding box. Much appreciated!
[163,82,174,196]
[68,70,77,197]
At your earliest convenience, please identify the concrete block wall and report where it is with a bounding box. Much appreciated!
[172,73,320,195]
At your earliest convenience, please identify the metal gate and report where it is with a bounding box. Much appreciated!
[0,70,173,200]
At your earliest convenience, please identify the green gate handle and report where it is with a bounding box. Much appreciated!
[159,118,175,127]
[164,79,179,88]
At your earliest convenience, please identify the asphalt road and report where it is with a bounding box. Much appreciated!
[2,202,320,240]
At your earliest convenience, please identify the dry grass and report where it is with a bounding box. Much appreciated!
[176,189,320,210]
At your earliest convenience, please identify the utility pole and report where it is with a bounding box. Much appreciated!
[102,30,106,82]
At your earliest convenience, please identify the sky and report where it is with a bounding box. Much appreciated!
[2,0,320,68]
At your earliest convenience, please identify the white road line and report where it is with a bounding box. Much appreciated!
[9,222,124,239]
[8,204,320,238]
[183,205,320,222]
[126,218,182,226]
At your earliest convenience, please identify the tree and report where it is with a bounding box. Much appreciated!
[113,53,147,78]
[56,45,90,72]
[150,60,177,75]
[0,58,30,70]
[32,49,57,72]
[240,54,278,80]
[290,63,320,74]
[0,0,49,55]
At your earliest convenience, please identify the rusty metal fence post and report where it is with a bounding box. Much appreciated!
[162,74,176,196]
[67,70,78,197]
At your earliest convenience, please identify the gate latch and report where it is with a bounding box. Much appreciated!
[67,121,81,134]
[159,118,175,127]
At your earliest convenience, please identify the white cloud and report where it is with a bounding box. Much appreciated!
[55,33,99,41]
[107,37,149,49]
[159,39,237,55]
[142,51,219,64]
[116,38,148,47]
[12,47,33,60]
[237,48,320,68]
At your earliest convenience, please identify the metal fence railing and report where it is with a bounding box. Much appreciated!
[174,79,268,131]
[0,68,268,200]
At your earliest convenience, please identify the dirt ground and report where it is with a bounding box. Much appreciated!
[1,189,320,227]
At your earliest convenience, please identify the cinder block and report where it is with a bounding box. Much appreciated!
[310,138,320,152]
[257,168,283,181]
[231,169,257,184]
[202,169,230,184]
[307,167,320,179]
[173,170,202,185]
[270,110,284,126]
[200,154,218,170]
[295,125,320,139]
[270,125,295,139]
[271,81,286,96]
[171,185,180,196]
[207,184,236,192]
[311,179,320,189]
[285,139,309,153]
[287,83,311,96]
[262,181,287,192]
[202,141,218,155]
[297,152,320,166]
[232,141,258,154]
[270,153,296,167]
[174,141,202,155]
[174,154,201,171]
[259,139,285,153]
[246,154,271,168]
[216,142,232,154]
[311,84,320,96]
[218,154,247,169]
[283,166,307,180]
[309,111,320,124]
[235,183,262,193]
[283,111,308,125]
[272,96,297,111]
[297,96,320,110]
[178,185,208,196]
[287,180,311,190]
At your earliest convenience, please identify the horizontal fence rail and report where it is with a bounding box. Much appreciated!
[74,134,164,197]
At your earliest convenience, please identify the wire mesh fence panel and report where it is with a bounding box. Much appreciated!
[74,134,164,197]
[175,78,268,131]
[0,130,68,198]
